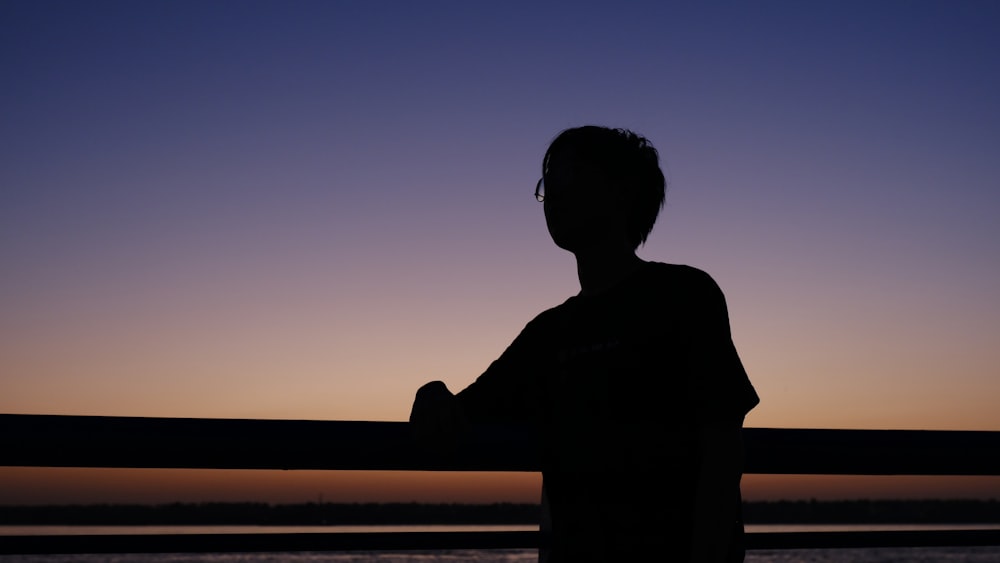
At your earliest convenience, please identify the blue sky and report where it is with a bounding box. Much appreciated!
[2,0,999,502]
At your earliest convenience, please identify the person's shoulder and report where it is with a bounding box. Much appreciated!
[642,262,729,310]
[643,261,719,289]
[518,295,577,334]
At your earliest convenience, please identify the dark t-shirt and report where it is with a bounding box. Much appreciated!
[456,262,759,561]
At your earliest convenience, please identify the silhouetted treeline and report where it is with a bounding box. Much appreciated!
[1,500,998,525]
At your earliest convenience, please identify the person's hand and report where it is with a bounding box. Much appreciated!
[409,381,467,452]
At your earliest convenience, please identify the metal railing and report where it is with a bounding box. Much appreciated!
[1,414,998,554]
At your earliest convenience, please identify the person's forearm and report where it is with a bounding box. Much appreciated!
[689,426,743,563]
[691,473,736,562]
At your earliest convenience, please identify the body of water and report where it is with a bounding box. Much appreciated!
[5,523,1000,535]
[2,525,999,562]
[7,548,1000,563]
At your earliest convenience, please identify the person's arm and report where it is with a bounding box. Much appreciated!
[689,423,745,563]
[409,314,547,449]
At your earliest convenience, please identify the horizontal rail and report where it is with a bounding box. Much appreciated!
[2,414,998,554]
[2,414,999,474]
[2,529,1000,554]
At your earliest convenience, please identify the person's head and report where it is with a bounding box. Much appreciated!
[537,126,666,253]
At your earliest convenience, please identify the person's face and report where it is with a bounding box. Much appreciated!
[542,150,628,253]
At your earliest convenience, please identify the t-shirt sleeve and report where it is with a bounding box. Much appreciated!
[686,268,759,425]
[455,317,547,425]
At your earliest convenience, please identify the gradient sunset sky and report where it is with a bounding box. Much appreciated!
[2,1,998,504]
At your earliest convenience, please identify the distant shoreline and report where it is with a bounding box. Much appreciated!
[1,500,998,525]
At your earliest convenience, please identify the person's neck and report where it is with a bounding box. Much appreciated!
[574,245,644,297]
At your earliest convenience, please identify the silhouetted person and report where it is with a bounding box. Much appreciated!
[410,126,759,562]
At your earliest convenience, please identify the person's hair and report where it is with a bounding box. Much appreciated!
[542,125,666,249]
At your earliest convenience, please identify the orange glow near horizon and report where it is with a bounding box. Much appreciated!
[1,468,997,506]
[741,474,1000,502]
[0,468,542,505]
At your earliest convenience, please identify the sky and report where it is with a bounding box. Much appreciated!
[2,0,999,505]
